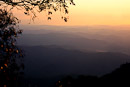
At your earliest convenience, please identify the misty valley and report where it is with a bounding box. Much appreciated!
[17,25,130,87]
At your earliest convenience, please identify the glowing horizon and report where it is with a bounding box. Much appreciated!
[13,0,130,26]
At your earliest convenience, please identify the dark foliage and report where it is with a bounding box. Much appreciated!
[0,9,24,87]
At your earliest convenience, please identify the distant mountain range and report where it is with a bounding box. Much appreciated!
[18,33,110,52]
[17,28,130,54]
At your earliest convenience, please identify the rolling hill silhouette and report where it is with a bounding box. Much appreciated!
[18,33,111,52]
[23,46,130,78]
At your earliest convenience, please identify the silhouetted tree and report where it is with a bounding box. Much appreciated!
[0,9,24,87]
[0,0,75,86]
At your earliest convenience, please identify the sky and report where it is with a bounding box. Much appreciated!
[12,0,130,26]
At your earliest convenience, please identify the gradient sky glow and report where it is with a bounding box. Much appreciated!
[15,0,130,26]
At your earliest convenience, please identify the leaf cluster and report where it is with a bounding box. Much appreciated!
[0,0,75,22]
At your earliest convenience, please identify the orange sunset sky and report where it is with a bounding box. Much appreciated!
[12,0,130,26]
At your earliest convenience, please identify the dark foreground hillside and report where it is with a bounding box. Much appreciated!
[55,63,130,87]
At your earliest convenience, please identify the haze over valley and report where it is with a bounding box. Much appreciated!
[18,25,130,55]
[17,25,130,79]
